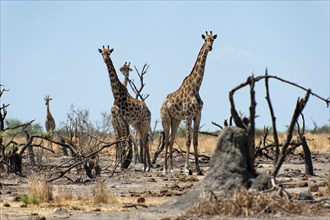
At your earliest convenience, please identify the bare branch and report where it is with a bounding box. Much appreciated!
[272,90,311,177]
[19,135,78,156]
[128,64,150,101]
[211,121,223,129]
[47,139,122,182]
[264,69,280,165]
[247,75,256,173]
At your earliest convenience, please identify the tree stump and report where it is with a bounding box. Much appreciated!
[158,126,272,211]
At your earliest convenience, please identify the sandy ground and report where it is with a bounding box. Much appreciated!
[1,150,329,219]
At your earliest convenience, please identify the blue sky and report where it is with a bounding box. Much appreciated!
[1,1,329,132]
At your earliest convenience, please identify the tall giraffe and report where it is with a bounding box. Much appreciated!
[98,46,152,171]
[119,62,133,88]
[160,31,217,175]
[44,95,56,133]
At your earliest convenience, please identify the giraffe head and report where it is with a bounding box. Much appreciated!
[201,31,217,51]
[98,45,114,62]
[119,62,133,78]
[44,95,52,106]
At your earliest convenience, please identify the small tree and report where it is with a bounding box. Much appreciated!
[0,85,34,174]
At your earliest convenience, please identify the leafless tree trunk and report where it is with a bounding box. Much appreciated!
[228,71,329,178]
[296,113,314,175]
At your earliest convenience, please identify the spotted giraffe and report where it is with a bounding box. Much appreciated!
[98,46,152,171]
[158,31,217,175]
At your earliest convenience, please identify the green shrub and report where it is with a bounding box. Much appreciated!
[20,194,41,205]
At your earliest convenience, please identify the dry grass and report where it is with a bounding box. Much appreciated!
[254,132,329,153]
[172,132,329,155]
[325,176,330,196]
[303,133,330,152]
[27,176,53,202]
[54,189,74,204]
[8,132,328,157]
[92,180,118,204]
[188,188,324,217]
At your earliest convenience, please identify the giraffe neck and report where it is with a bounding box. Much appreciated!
[46,104,52,118]
[181,42,209,95]
[123,75,129,88]
[104,58,128,101]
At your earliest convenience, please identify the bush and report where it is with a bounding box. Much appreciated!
[4,119,43,136]
[20,194,41,205]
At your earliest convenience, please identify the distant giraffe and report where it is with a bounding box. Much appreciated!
[44,95,56,133]
[98,45,152,171]
[158,31,217,175]
[119,62,133,88]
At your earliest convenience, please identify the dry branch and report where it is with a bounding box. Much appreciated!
[264,69,280,165]
[47,139,122,182]
[211,121,223,129]
[172,148,211,161]
[296,113,314,175]
[228,71,327,178]
[128,64,150,101]
[247,75,256,173]
[271,90,311,177]
[123,203,148,209]
[19,135,78,156]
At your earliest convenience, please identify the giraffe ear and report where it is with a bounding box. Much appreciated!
[202,34,205,39]
[213,34,217,39]
[110,48,114,53]
[98,48,102,53]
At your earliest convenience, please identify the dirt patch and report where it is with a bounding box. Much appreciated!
[1,127,329,219]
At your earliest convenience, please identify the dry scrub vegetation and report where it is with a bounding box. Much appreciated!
[0,132,329,219]
[188,188,325,217]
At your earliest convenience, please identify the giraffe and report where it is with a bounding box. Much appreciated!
[119,62,133,88]
[120,61,146,164]
[44,95,56,151]
[44,95,56,133]
[159,31,217,175]
[98,45,152,172]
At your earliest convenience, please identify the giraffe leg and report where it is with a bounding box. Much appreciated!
[193,113,203,175]
[142,128,151,172]
[162,118,171,174]
[111,106,131,169]
[135,123,151,172]
[184,120,193,175]
[111,109,121,165]
[143,131,151,172]
[169,119,180,173]
[133,140,138,164]
[139,138,144,163]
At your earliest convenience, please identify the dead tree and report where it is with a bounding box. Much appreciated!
[128,64,150,101]
[46,139,123,182]
[296,113,314,175]
[228,70,329,178]
[0,85,35,174]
